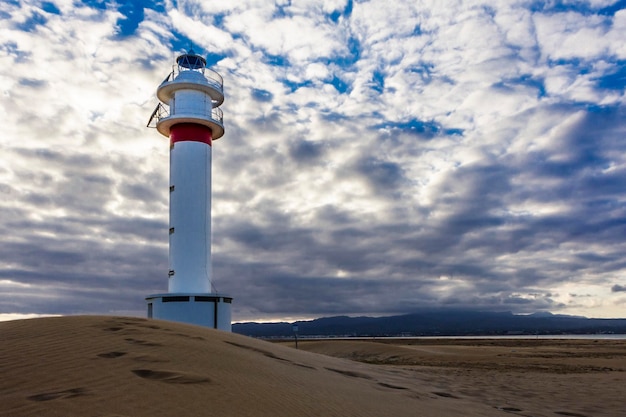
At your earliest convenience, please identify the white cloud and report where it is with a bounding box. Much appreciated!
[0,313,61,322]
[534,11,611,61]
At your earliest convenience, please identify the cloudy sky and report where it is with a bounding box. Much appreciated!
[1,0,625,323]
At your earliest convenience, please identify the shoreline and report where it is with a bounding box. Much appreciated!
[265,333,626,341]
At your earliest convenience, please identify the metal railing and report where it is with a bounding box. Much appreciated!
[147,103,224,128]
[147,103,168,128]
[160,64,224,92]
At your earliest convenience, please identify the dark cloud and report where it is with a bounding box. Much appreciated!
[288,140,325,163]
[0,229,166,302]
[213,103,626,318]
[212,263,565,318]
[19,78,47,88]
[355,156,406,192]
[495,75,547,98]
[118,183,161,202]
[0,41,31,62]
[612,285,626,293]
[313,205,354,226]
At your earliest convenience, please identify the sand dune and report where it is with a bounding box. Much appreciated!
[1,315,507,417]
[1,316,624,416]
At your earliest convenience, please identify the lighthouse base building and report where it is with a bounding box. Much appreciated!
[146,293,232,330]
[146,51,232,331]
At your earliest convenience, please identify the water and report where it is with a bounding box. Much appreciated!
[374,334,626,340]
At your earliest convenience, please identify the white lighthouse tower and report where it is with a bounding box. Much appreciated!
[145,50,232,331]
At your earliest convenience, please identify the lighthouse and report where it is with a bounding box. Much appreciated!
[145,50,232,331]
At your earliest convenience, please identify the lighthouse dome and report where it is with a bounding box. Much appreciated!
[176,50,206,70]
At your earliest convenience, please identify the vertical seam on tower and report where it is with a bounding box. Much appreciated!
[205,144,210,288]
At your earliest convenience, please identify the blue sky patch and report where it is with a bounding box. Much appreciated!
[595,61,626,91]
[264,53,290,67]
[160,30,228,67]
[205,51,229,67]
[598,0,626,16]
[78,0,166,37]
[213,13,227,28]
[375,118,452,138]
[370,70,385,93]
[409,63,435,82]
[530,0,626,17]
[251,88,273,102]
[548,58,592,76]
[281,79,313,93]
[272,2,292,19]
[333,36,361,67]
[15,11,47,31]
[444,128,464,136]
[495,75,546,98]
[328,10,341,23]
[116,1,144,37]
[170,30,193,53]
[330,75,349,94]
[78,0,107,10]
[41,2,61,14]
[529,1,592,15]
[329,0,353,22]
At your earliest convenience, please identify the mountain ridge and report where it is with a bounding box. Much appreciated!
[233,309,626,338]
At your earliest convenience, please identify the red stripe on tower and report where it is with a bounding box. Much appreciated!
[170,123,212,145]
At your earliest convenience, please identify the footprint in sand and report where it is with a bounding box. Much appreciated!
[97,351,127,359]
[132,354,169,363]
[99,415,132,417]
[28,388,89,402]
[104,327,124,332]
[378,382,408,390]
[223,341,314,369]
[325,367,373,380]
[124,338,162,347]
[432,391,460,399]
[173,332,206,340]
[495,406,523,413]
[131,369,210,384]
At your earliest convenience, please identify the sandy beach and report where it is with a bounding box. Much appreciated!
[286,337,626,417]
[1,316,624,416]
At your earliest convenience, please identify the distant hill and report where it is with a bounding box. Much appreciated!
[233,310,626,338]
